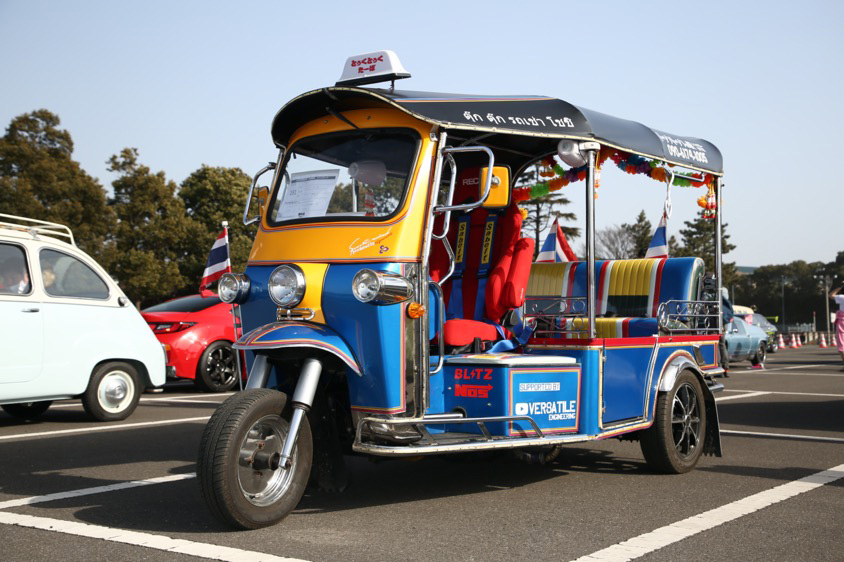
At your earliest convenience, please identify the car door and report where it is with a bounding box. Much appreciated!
[729,318,751,360]
[0,242,43,384]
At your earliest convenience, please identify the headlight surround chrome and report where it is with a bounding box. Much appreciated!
[268,264,306,308]
[218,273,251,304]
[352,269,413,304]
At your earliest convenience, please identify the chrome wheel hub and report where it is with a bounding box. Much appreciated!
[237,415,296,507]
[98,370,135,413]
[671,382,701,459]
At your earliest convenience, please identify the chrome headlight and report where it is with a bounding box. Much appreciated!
[352,269,412,304]
[268,265,306,308]
[218,273,250,304]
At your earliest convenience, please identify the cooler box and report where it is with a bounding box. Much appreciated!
[442,354,581,436]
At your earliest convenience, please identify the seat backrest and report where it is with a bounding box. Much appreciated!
[429,167,533,323]
[527,257,704,318]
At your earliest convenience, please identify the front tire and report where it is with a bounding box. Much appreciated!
[197,389,312,529]
[2,401,52,420]
[640,370,706,474]
[82,362,141,421]
[195,341,238,392]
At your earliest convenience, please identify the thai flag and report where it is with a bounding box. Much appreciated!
[535,219,577,263]
[199,227,231,291]
[644,214,668,258]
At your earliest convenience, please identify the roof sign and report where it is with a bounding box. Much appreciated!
[335,50,410,87]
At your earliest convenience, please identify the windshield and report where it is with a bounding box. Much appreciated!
[268,129,418,225]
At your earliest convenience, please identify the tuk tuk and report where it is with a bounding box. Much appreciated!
[198,51,725,529]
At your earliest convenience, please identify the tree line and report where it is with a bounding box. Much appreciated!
[1,110,839,324]
[0,110,254,308]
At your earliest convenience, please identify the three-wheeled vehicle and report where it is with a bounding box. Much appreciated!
[198,51,725,529]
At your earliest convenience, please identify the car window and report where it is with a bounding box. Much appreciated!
[731,319,747,335]
[40,249,109,300]
[0,243,32,295]
[143,295,222,313]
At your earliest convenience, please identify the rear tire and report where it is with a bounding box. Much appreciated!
[195,341,238,392]
[2,401,52,420]
[640,370,706,474]
[751,344,766,367]
[82,362,141,421]
[197,389,312,529]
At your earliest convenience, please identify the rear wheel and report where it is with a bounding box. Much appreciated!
[197,389,312,529]
[82,362,141,421]
[195,341,238,392]
[640,370,706,474]
[751,344,767,367]
[2,401,52,420]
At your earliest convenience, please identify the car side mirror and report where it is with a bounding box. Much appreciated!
[256,186,269,213]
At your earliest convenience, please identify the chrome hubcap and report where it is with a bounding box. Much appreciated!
[98,371,134,413]
[237,415,296,507]
[671,382,701,459]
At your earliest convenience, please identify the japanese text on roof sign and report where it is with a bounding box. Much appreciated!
[351,55,384,74]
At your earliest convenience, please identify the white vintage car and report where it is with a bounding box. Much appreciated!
[0,214,165,421]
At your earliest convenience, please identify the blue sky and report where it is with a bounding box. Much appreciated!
[1,0,841,267]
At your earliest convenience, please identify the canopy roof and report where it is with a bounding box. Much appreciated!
[271,87,722,175]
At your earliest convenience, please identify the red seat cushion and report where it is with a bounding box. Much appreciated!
[442,319,501,347]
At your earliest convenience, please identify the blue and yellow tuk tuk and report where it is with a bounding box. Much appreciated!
[198,51,725,529]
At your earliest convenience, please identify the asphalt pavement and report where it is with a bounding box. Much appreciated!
[1,347,842,561]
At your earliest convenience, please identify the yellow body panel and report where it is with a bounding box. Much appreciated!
[249,109,434,265]
[294,263,328,324]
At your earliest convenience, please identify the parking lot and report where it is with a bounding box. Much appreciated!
[1,346,842,562]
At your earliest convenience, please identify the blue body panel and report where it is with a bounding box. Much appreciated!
[239,262,408,414]
[602,343,656,423]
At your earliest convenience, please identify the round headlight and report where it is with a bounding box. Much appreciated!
[268,265,305,308]
[352,269,412,304]
[218,273,250,304]
[353,269,381,303]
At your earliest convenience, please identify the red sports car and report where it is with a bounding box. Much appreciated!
[141,294,244,392]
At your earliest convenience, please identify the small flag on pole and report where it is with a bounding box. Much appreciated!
[199,225,231,292]
[644,214,668,259]
[535,219,577,263]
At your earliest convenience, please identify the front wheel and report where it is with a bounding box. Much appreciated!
[82,362,141,421]
[640,370,706,474]
[751,344,767,367]
[2,401,52,420]
[197,389,312,529]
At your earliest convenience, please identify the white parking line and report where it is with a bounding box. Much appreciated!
[715,391,770,402]
[0,416,210,442]
[0,511,307,562]
[49,394,232,409]
[721,429,844,443]
[572,463,844,561]
[723,390,844,398]
[0,473,197,510]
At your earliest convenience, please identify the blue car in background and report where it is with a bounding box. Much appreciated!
[725,316,768,367]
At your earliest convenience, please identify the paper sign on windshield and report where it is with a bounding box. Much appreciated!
[276,169,339,221]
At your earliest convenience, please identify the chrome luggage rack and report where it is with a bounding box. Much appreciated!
[522,296,588,338]
[656,300,720,334]
[353,413,591,456]
[0,213,75,246]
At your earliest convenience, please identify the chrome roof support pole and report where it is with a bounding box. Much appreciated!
[715,177,723,333]
[585,149,597,339]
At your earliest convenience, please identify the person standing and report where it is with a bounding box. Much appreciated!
[830,286,844,369]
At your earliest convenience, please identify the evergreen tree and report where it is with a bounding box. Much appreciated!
[105,148,204,307]
[0,110,115,259]
[675,209,737,285]
[622,210,653,258]
[179,165,254,281]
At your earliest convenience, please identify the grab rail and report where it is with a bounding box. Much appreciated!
[242,157,280,226]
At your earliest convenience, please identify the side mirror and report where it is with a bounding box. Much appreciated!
[256,186,269,213]
[480,166,510,208]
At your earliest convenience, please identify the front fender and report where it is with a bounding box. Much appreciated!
[235,322,361,376]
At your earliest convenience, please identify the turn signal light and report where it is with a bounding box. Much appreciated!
[406,302,425,318]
